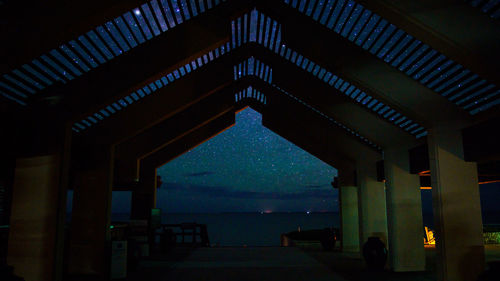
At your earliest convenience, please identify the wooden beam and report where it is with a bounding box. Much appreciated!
[356,0,500,88]
[1,0,254,75]
[1,0,148,74]
[259,82,380,164]
[142,110,236,169]
[73,54,253,148]
[248,44,419,148]
[114,90,236,184]
[255,0,471,128]
[30,1,255,122]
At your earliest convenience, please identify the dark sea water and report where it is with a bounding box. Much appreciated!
[112,212,340,246]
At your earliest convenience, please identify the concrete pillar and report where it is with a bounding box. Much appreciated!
[7,156,64,281]
[69,147,114,278]
[428,127,484,281]
[7,121,71,281]
[130,163,157,220]
[340,185,360,252]
[357,161,388,248]
[385,147,425,272]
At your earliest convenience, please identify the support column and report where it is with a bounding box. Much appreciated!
[69,146,114,279]
[131,162,157,220]
[357,161,388,248]
[428,128,484,281]
[338,169,359,252]
[385,147,425,272]
[7,120,70,281]
[340,184,360,252]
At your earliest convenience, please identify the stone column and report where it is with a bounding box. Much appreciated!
[357,161,388,248]
[7,120,70,281]
[340,184,360,252]
[69,146,114,278]
[428,127,484,281]
[385,146,425,272]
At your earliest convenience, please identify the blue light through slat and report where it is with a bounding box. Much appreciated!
[369,24,396,55]
[133,8,154,39]
[170,0,184,24]
[355,14,380,46]
[0,81,27,98]
[60,44,91,72]
[441,74,478,97]
[377,29,404,59]
[362,19,388,50]
[96,26,123,56]
[179,0,191,20]
[12,69,44,90]
[68,40,98,69]
[334,1,356,33]
[113,17,138,48]
[413,54,445,79]
[22,64,53,86]
[87,31,115,60]
[320,0,336,25]
[456,84,495,105]
[40,55,74,80]
[341,4,363,37]
[189,0,199,17]
[151,0,169,32]
[77,36,107,64]
[141,4,162,36]
[348,9,371,41]
[104,24,130,54]
[123,12,146,43]
[398,44,429,71]
[327,0,346,29]
[384,34,412,62]
[50,49,83,76]
[3,74,36,94]
[449,79,486,101]
[406,49,437,76]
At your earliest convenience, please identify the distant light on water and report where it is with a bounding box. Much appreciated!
[306,211,310,215]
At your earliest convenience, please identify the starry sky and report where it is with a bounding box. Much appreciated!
[105,106,500,217]
[155,107,339,213]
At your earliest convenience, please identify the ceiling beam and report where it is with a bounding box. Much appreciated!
[141,108,236,170]
[1,0,255,75]
[114,89,237,184]
[259,80,381,163]
[74,69,252,149]
[247,44,420,148]
[356,0,500,87]
[255,0,471,128]
[31,8,235,122]
[1,0,148,74]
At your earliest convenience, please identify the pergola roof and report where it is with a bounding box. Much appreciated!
[1,0,499,159]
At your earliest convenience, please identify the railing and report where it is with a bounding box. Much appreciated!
[157,223,209,247]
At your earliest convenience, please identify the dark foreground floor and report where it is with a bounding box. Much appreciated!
[127,247,349,281]
[125,245,500,281]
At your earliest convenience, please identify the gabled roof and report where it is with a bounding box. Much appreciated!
[1,0,499,154]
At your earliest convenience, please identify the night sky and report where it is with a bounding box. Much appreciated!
[106,108,499,218]
[155,107,338,213]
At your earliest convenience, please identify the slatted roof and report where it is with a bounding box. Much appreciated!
[1,0,498,152]
[465,0,500,19]
[0,0,227,105]
[73,42,231,132]
[234,56,381,150]
[284,0,500,115]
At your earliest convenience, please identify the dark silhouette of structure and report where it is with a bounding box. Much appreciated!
[0,1,499,280]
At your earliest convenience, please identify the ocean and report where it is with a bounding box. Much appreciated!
[112,212,340,246]
[110,211,500,246]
